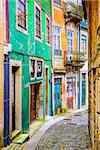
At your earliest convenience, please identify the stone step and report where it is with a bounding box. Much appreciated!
[11,130,21,141]
[12,134,29,144]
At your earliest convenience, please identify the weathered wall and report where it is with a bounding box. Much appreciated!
[0,0,4,148]
[9,0,51,133]
[54,2,67,70]
[88,0,100,149]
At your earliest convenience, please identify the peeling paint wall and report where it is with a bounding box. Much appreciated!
[54,2,67,70]
[9,0,51,133]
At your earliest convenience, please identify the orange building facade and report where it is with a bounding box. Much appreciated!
[52,0,67,114]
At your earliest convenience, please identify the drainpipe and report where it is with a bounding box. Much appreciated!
[78,24,81,109]
[4,0,10,146]
[50,0,55,116]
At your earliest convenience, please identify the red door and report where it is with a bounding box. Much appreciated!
[30,85,36,123]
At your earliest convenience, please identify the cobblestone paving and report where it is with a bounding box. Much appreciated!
[36,111,89,150]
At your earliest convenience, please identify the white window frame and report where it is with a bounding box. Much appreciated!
[54,25,62,56]
[34,1,42,42]
[16,0,28,35]
[30,57,43,80]
[80,30,88,54]
[81,34,87,54]
[46,15,50,46]
[67,30,74,54]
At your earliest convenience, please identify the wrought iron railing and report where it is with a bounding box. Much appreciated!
[64,1,82,23]
[64,52,87,71]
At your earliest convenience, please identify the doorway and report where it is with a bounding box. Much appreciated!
[30,83,42,124]
[10,60,22,134]
[45,68,48,116]
[54,78,62,114]
[82,73,86,106]
[67,77,76,109]
[12,67,18,131]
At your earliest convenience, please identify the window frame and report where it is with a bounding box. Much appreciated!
[54,0,62,6]
[30,60,35,78]
[67,30,74,54]
[37,61,42,78]
[30,58,43,80]
[46,15,50,45]
[35,2,42,42]
[81,34,87,54]
[54,25,62,56]
[16,0,28,34]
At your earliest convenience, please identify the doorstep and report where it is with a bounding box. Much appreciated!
[12,134,29,144]
[11,130,21,141]
[29,121,43,138]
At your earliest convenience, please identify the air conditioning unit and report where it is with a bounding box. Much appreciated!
[4,43,12,55]
[68,54,73,62]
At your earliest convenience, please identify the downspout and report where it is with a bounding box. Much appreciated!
[78,24,81,109]
[51,0,55,115]
[4,0,10,146]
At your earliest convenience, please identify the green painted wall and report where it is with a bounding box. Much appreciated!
[9,0,51,132]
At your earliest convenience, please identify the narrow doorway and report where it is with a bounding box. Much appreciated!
[30,83,42,124]
[82,73,86,106]
[12,66,18,131]
[30,85,36,123]
[45,68,48,116]
[67,77,76,109]
[54,78,62,114]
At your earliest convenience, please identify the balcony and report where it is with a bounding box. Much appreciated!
[64,52,87,72]
[64,1,82,24]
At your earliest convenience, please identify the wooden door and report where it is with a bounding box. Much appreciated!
[30,85,36,123]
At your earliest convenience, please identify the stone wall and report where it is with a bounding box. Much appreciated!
[88,0,100,149]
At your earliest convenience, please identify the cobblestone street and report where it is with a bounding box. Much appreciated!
[35,110,89,150]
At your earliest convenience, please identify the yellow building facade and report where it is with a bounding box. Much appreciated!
[0,0,4,148]
[88,0,100,149]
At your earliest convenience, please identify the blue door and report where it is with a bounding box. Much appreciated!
[82,74,86,106]
[54,78,61,114]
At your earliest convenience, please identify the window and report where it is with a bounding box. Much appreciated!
[54,26,61,56]
[46,18,50,44]
[37,61,42,77]
[54,0,61,5]
[31,60,35,78]
[18,0,27,29]
[78,0,82,6]
[36,7,41,39]
[81,35,86,53]
[68,30,73,54]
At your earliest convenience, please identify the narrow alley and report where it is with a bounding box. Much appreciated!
[26,110,89,150]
